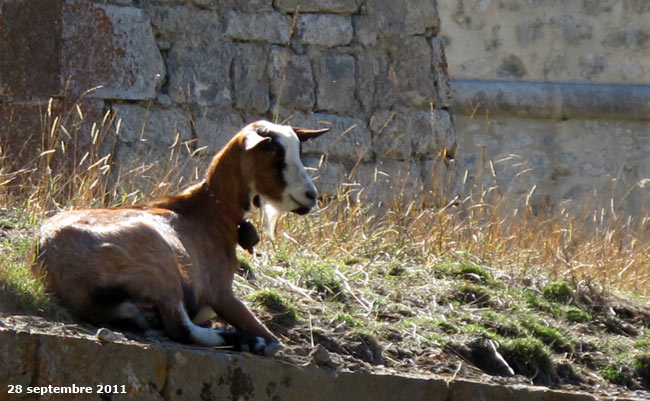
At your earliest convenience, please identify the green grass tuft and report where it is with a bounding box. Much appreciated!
[600,363,636,388]
[332,312,362,327]
[636,355,650,388]
[524,290,563,317]
[237,252,255,278]
[437,261,494,284]
[521,317,573,352]
[456,262,493,282]
[0,221,53,315]
[502,337,555,385]
[453,284,492,307]
[564,305,590,323]
[292,259,345,301]
[543,281,574,304]
[251,289,299,325]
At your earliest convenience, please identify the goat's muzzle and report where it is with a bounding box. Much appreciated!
[292,206,312,215]
[290,189,317,215]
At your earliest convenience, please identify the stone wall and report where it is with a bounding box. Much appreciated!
[439,0,650,214]
[441,0,650,84]
[0,0,457,204]
[0,328,606,401]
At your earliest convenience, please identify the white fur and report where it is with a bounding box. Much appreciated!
[263,200,282,239]
[178,302,226,347]
[251,121,319,236]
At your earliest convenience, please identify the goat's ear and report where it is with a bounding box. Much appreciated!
[244,130,272,150]
[293,127,330,142]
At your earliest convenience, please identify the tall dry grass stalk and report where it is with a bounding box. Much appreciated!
[0,96,114,213]
[272,6,300,125]
[0,96,202,218]
[2,98,650,296]
[272,169,650,296]
[266,113,650,297]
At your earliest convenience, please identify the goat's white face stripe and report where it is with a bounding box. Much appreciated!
[254,121,317,212]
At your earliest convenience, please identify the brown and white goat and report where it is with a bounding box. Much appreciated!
[33,120,328,354]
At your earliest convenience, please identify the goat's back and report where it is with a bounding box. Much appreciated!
[35,208,187,319]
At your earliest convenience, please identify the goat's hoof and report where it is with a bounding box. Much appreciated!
[219,330,268,355]
[264,342,283,357]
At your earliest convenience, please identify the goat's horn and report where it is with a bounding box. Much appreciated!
[293,127,330,142]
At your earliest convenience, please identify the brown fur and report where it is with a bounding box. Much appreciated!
[33,122,317,343]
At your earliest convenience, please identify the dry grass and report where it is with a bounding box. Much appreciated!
[2,95,650,303]
[2,99,650,395]
[260,156,650,298]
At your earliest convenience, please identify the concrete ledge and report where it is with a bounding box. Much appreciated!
[451,79,650,121]
[0,328,615,401]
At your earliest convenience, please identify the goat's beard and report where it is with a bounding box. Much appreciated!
[261,198,282,240]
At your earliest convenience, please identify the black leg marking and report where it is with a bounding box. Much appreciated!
[90,285,130,305]
[182,281,198,320]
[218,329,266,354]
[160,302,193,344]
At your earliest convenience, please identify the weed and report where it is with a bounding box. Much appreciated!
[453,284,492,307]
[386,261,406,277]
[292,259,344,301]
[480,311,523,338]
[435,261,493,284]
[435,320,460,334]
[0,235,54,316]
[343,257,364,266]
[237,252,255,279]
[433,261,457,277]
[461,323,499,339]
[543,281,574,304]
[635,331,650,350]
[524,290,563,317]
[635,355,650,388]
[332,312,361,327]
[502,338,555,385]
[565,305,590,323]
[456,262,493,283]
[251,289,298,325]
[600,363,636,388]
[521,317,573,352]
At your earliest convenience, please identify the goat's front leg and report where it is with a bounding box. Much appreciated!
[214,291,278,344]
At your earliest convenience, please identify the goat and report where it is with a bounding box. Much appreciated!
[33,120,329,354]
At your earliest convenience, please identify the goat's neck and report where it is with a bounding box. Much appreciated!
[204,140,251,229]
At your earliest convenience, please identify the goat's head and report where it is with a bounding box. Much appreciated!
[239,121,328,227]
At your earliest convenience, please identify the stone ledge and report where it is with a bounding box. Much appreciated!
[0,328,616,401]
[452,79,650,121]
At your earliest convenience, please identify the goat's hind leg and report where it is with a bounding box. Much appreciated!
[158,300,267,353]
[89,285,151,330]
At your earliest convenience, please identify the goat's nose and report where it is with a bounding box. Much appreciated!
[305,189,317,202]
